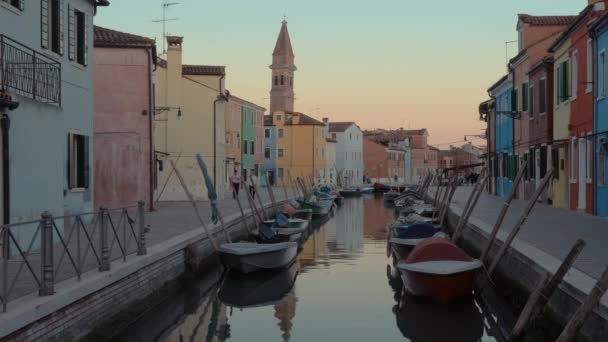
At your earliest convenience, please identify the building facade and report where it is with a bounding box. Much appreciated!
[488,75,514,197]
[225,94,242,187]
[0,0,108,249]
[93,26,155,211]
[261,116,277,186]
[327,121,364,185]
[592,10,608,216]
[154,36,227,201]
[269,20,296,114]
[325,138,337,186]
[228,95,265,183]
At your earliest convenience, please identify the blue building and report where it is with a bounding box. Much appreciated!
[593,17,608,217]
[488,74,515,198]
[261,116,277,186]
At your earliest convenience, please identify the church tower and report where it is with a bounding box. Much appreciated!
[270,20,297,113]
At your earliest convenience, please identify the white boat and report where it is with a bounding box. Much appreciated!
[219,242,298,274]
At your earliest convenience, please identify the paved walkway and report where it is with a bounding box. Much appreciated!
[2,186,296,304]
[434,186,608,279]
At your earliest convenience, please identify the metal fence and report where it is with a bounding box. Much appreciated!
[0,34,61,105]
[0,202,147,312]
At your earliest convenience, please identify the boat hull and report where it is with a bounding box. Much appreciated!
[339,190,362,198]
[220,244,298,274]
[398,268,477,304]
[297,199,333,217]
[390,241,416,260]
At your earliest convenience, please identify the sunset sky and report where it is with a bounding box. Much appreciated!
[96,0,585,146]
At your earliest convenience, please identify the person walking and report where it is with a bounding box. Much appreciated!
[250,173,258,198]
[230,170,240,198]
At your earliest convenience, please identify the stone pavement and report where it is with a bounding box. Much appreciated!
[433,186,608,279]
[1,186,296,304]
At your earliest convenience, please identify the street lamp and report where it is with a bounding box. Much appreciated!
[154,106,182,118]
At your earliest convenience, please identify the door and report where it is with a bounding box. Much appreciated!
[268,170,275,186]
[578,138,586,210]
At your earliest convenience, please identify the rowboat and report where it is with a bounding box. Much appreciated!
[296,198,333,217]
[389,223,442,259]
[339,189,362,198]
[219,241,298,274]
[218,261,298,308]
[396,237,482,304]
[383,189,401,202]
[374,182,407,193]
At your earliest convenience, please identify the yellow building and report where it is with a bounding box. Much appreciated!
[272,111,327,186]
[154,36,228,201]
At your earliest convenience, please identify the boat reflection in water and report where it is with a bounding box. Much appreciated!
[218,261,298,308]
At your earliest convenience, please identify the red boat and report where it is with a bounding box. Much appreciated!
[396,237,481,304]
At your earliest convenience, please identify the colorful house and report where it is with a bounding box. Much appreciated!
[363,138,405,182]
[591,8,608,217]
[224,94,242,187]
[512,14,575,202]
[326,121,364,185]
[227,95,265,183]
[93,26,156,211]
[261,116,277,186]
[488,75,514,197]
[154,36,228,201]
[325,138,337,186]
[272,111,327,186]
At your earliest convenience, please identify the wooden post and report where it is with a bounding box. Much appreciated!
[266,183,279,214]
[244,181,262,228]
[234,195,252,234]
[250,175,268,221]
[480,161,528,264]
[452,175,489,243]
[169,160,219,252]
[439,177,459,227]
[488,168,553,275]
[451,167,486,237]
[215,209,232,243]
[555,266,608,342]
[509,239,586,342]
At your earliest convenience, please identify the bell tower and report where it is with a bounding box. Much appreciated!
[270,20,296,113]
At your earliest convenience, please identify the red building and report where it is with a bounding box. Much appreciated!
[363,137,405,182]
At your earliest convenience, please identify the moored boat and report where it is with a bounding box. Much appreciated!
[219,241,298,274]
[396,237,482,304]
[389,223,442,259]
[374,182,407,193]
[383,189,401,202]
[297,198,333,217]
[339,189,362,198]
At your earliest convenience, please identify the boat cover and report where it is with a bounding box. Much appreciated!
[219,242,297,256]
[397,260,482,275]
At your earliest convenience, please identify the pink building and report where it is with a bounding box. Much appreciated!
[363,137,405,182]
[93,27,156,210]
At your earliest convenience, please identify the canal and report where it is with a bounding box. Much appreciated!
[113,195,507,341]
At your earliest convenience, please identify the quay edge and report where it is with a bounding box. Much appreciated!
[435,195,608,342]
[0,201,286,342]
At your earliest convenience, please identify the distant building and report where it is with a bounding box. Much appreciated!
[270,20,296,114]
[261,115,277,186]
[224,94,242,186]
[325,138,337,185]
[326,120,364,185]
[227,95,265,183]
[363,137,405,183]
[154,36,228,200]
[93,26,156,211]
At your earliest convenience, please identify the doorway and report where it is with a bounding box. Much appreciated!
[268,170,275,186]
[578,138,586,210]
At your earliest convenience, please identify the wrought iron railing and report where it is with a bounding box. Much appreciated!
[0,34,61,105]
[0,202,147,312]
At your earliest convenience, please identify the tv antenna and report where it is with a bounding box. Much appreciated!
[152,1,180,58]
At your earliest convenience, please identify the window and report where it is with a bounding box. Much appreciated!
[599,140,607,187]
[540,146,547,178]
[557,60,570,104]
[529,82,534,117]
[250,141,254,155]
[599,50,606,99]
[290,77,293,88]
[280,75,284,85]
[572,50,578,99]
[539,78,547,114]
[278,128,284,138]
[571,138,578,182]
[276,114,282,121]
[274,76,278,86]
[264,147,271,159]
[278,168,284,178]
[332,133,336,140]
[67,133,90,189]
[243,140,248,154]
[511,88,518,112]
[522,82,529,112]
[278,149,284,158]
[586,135,592,182]
[264,129,270,138]
[587,39,593,93]
[2,0,22,10]
[42,0,63,54]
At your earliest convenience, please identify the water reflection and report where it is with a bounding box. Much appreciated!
[116,197,505,342]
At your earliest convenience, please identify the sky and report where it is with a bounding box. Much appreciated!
[95,0,585,147]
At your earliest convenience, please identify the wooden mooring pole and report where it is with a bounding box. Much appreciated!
[452,174,489,243]
[509,239,586,342]
[555,266,608,342]
[488,168,553,276]
[480,161,528,265]
[439,174,458,228]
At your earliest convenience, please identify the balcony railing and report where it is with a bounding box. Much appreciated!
[0,35,61,105]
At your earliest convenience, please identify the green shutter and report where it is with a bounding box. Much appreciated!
[511,88,518,112]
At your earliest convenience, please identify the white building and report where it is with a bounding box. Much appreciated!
[325,120,364,186]
[325,138,337,185]
[0,0,108,240]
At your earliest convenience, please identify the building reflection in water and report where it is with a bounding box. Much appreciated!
[363,195,394,240]
[273,288,298,342]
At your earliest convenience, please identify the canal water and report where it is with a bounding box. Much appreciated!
[114,196,507,342]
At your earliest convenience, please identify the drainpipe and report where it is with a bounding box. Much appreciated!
[147,47,155,211]
[213,75,225,190]
[1,114,9,225]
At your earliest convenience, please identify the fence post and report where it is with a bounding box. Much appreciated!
[137,201,147,256]
[99,206,110,271]
[39,211,55,296]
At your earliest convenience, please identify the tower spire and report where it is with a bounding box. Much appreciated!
[270,19,297,113]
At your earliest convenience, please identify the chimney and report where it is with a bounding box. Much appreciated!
[166,36,183,107]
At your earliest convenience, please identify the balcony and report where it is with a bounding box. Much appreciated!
[0,35,61,105]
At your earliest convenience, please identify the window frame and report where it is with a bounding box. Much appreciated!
[278,128,284,138]
[67,133,90,190]
[278,148,284,158]
[264,128,270,138]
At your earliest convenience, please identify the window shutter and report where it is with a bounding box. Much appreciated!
[511,88,517,112]
[84,135,90,188]
[563,61,569,100]
[83,13,90,66]
[41,0,49,49]
[67,133,73,189]
[59,0,64,55]
[68,5,75,61]
[19,0,24,11]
